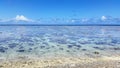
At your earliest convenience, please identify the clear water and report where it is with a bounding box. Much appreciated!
[0,26,120,59]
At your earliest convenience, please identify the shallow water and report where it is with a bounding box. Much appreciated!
[0,26,120,59]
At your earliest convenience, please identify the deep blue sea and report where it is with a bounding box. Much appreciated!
[0,25,120,59]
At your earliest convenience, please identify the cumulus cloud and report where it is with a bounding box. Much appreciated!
[15,15,33,22]
[101,16,107,21]
[15,15,29,21]
[0,15,34,23]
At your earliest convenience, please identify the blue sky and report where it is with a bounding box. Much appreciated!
[0,0,120,19]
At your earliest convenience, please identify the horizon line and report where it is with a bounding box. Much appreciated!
[0,24,120,26]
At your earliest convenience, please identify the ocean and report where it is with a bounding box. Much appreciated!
[0,25,120,60]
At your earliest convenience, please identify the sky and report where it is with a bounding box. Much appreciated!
[0,0,120,19]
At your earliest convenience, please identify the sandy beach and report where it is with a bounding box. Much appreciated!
[0,56,120,68]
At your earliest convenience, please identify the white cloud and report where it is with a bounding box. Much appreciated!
[71,19,76,23]
[15,15,32,22]
[0,15,35,23]
[65,19,76,23]
[81,18,88,22]
[0,19,12,22]
[101,16,107,21]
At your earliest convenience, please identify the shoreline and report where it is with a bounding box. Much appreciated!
[0,56,120,68]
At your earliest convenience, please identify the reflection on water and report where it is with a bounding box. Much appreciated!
[0,26,120,59]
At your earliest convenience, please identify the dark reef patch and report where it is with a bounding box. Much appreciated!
[16,49,25,52]
[73,50,76,52]
[67,45,73,48]
[59,48,64,50]
[0,46,8,53]
[76,48,80,50]
[107,43,115,46]
[46,47,50,49]
[78,41,91,44]
[74,45,81,48]
[81,49,87,51]
[42,42,49,46]
[19,37,33,42]
[68,37,79,41]
[28,48,32,51]
[69,42,76,45]
[67,44,81,49]
[34,47,38,49]
[66,50,70,52]
[19,46,24,49]
[94,42,106,45]
[40,46,45,49]
[52,33,64,37]
[0,39,8,43]
[51,46,55,48]
[93,47,105,50]
[93,51,100,54]
[56,39,67,44]
[28,43,34,46]
[113,47,120,50]
[57,45,60,46]
[28,48,32,52]
[111,39,118,44]
[49,38,67,44]
[8,43,18,48]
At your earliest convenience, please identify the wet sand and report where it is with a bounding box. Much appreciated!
[0,56,120,68]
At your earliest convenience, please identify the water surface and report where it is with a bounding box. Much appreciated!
[0,26,120,59]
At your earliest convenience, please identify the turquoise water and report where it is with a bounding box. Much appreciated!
[0,26,120,59]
